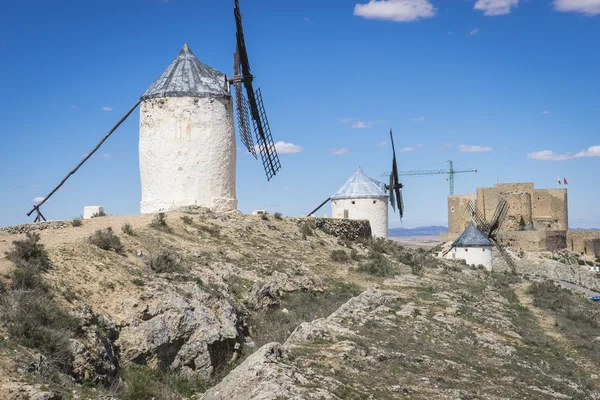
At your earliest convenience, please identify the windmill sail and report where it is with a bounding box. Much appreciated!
[233,0,281,180]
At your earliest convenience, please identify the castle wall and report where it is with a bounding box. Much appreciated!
[531,189,568,231]
[497,230,567,252]
[586,239,600,258]
[447,194,476,234]
[567,230,600,255]
[331,197,388,238]
[139,96,237,214]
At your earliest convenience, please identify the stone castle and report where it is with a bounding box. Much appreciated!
[445,183,600,257]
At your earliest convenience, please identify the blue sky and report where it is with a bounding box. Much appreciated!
[1,0,599,229]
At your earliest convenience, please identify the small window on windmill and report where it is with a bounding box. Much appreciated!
[159,100,165,108]
[193,99,199,106]
[465,248,468,252]
[351,201,356,205]
[373,200,376,204]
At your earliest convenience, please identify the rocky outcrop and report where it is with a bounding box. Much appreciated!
[116,284,245,380]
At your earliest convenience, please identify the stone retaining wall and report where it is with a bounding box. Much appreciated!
[0,221,70,235]
[308,218,372,240]
[497,230,567,252]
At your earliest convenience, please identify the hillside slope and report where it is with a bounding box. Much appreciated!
[0,209,599,399]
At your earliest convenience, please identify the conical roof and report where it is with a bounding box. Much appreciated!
[452,223,492,248]
[141,43,229,101]
[331,167,388,200]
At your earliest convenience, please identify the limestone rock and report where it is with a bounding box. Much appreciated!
[117,284,244,379]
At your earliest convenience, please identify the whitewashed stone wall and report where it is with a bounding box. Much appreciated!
[331,198,388,238]
[139,96,237,214]
[448,247,492,270]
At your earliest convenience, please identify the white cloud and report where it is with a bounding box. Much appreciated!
[474,0,519,16]
[527,145,600,161]
[31,196,45,203]
[274,141,304,154]
[470,28,480,36]
[341,118,384,129]
[543,110,550,115]
[442,142,455,149]
[354,0,436,22]
[100,106,113,111]
[400,144,425,152]
[458,144,492,152]
[412,116,425,122]
[8,184,39,189]
[376,141,388,147]
[554,0,600,15]
[328,148,350,155]
[100,153,112,159]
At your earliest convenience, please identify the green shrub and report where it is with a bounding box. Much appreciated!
[274,212,283,220]
[357,252,395,277]
[330,250,349,263]
[121,364,196,400]
[91,210,107,218]
[122,223,135,236]
[300,222,314,240]
[180,215,194,225]
[88,227,123,252]
[5,232,51,270]
[131,278,145,287]
[577,259,585,265]
[150,213,172,233]
[0,233,77,374]
[350,249,360,261]
[72,217,83,227]
[149,252,184,273]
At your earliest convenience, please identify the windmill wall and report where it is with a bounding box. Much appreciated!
[447,247,492,270]
[331,198,388,238]
[139,96,237,214]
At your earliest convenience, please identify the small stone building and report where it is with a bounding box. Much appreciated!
[447,223,493,270]
[330,167,389,239]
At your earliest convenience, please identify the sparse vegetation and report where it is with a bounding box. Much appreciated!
[274,212,283,220]
[122,223,135,236]
[121,364,198,400]
[300,222,314,240]
[529,280,600,362]
[131,278,145,286]
[180,215,194,225]
[150,212,172,233]
[249,282,362,348]
[0,232,77,375]
[149,251,185,273]
[357,252,395,277]
[261,213,269,221]
[330,250,349,263]
[72,217,83,227]
[350,249,360,261]
[88,227,123,252]
[92,210,107,218]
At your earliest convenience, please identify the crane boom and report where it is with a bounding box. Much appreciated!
[381,161,476,196]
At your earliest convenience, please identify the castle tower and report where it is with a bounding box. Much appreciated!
[139,44,237,214]
[331,167,389,238]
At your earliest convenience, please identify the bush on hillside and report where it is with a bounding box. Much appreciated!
[330,250,349,263]
[89,227,123,252]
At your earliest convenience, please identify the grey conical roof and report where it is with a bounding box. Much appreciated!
[452,223,492,248]
[331,167,388,200]
[141,43,229,101]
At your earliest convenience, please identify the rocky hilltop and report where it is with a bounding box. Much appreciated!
[0,208,599,399]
